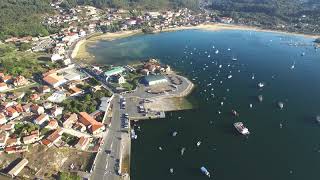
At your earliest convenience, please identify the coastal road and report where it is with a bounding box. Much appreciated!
[91,95,123,180]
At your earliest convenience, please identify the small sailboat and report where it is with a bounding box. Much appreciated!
[215,49,219,54]
[172,131,178,137]
[228,75,232,79]
[181,147,186,156]
[249,104,253,108]
[227,48,231,51]
[258,82,265,88]
[278,101,284,109]
[231,110,239,117]
[200,166,211,178]
[158,146,163,151]
[291,61,295,69]
[258,95,263,102]
[208,55,211,58]
[169,168,174,174]
[316,115,320,123]
[196,141,201,147]
[251,74,255,80]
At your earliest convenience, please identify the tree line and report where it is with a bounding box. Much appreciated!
[0,0,53,40]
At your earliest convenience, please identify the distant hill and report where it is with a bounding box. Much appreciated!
[208,0,320,34]
[0,0,53,40]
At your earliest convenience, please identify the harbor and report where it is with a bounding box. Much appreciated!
[86,29,320,180]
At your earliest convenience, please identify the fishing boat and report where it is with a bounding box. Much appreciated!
[258,82,265,88]
[200,166,211,178]
[278,101,284,109]
[231,110,239,117]
[258,95,263,102]
[234,122,250,135]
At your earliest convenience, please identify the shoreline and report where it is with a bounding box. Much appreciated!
[72,23,319,62]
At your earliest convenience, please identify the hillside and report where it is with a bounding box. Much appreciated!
[0,0,53,40]
[208,0,320,34]
[61,0,200,10]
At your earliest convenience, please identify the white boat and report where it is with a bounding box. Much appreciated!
[131,129,137,139]
[251,74,255,80]
[196,141,201,147]
[316,115,320,123]
[170,168,174,174]
[278,102,284,109]
[228,75,232,79]
[258,82,265,88]
[232,57,237,61]
[200,166,211,178]
[227,48,231,51]
[172,131,178,137]
[215,50,219,54]
[258,95,263,102]
[181,147,186,156]
[301,52,305,56]
[234,122,250,135]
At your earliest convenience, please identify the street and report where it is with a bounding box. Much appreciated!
[90,95,124,180]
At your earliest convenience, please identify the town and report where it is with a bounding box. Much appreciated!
[0,1,199,178]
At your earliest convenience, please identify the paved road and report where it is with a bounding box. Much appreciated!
[91,95,123,180]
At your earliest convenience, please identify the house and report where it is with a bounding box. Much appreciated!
[5,107,19,118]
[51,54,63,62]
[8,158,28,178]
[0,113,7,125]
[43,73,66,88]
[6,138,21,147]
[22,130,40,144]
[63,113,78,128]
[13,104,24,113]
[30,104,45,115]
[30,94,41,101]
[39,85,51,93]
[140,69,150,76]
[34,114,49,125]
[47,91,66,103]
[22,103,32,113]
[78,112,105,134]
[73,123,86,132]
[69,86,83,96]
[0,123,15,132]
[50,106,63,117]
[75,136,90,150]
[0,83,8,92]
[46,119,58,129]
[142,75,168,86]
[1,75,12,83]
[1,101,15,109]
[115,75,125,84]
[43,102,53,109]
[13,76,28,87]
[5,145,28,154]
[42,129,63,147]
[0,131,9,148]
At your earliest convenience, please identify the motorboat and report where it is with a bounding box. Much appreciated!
[231,110,239,117]
[258,95,263,102]
[200,166,211,178]
[234,122,250,135]
[196,141,201,147]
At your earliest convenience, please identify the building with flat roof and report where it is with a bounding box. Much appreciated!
[142,75,168,86]
[104,66,125,77]
[8,158,28,177]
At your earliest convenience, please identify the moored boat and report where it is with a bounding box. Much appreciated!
[234,122,250,135]
[200,166,211,178]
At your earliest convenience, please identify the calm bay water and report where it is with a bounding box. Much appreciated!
[88,30,320,180]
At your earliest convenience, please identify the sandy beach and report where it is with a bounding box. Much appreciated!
[72,23,320,62]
